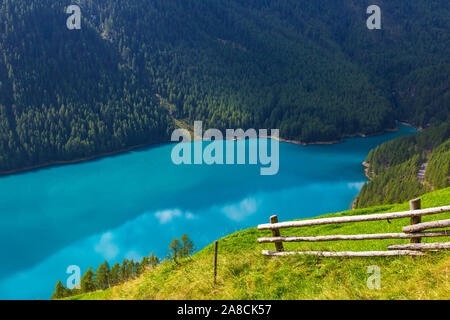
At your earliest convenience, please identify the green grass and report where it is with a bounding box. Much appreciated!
[69,188,450,300]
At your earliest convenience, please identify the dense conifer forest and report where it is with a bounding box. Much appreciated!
[355,121,450,208]
[0,0,448,172]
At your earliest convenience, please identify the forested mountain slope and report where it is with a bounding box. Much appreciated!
[0,0,449,172]
[0,0,174,171]
[355,121,450,208]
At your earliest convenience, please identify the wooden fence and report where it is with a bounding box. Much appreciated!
[257,198,450,257]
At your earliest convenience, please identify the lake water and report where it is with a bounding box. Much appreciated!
[0,125,416,299]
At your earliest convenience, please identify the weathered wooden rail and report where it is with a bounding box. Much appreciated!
[257,198,450,257]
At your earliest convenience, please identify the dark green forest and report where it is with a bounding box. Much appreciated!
[0,0,449,172]
[354,121,450,208]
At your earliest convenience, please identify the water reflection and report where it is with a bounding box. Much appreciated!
[0,125,417,299]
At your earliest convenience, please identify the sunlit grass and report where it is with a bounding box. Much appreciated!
[68,187,450,300]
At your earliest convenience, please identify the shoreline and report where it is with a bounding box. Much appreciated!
[399,121,423,132]
[269,126,400,146]
[351,162,371,210]
[362,161,372,180]
[349,121,421,210]
[0,140,164,177]
[0,122,416,177]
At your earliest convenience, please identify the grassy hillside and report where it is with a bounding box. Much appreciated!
[68,187,450,300]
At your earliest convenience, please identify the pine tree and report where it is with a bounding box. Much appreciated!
[51,280,66,299]
[181,234,195,257]
[169,238,181,261]
[80,267,96,293]
[150,252,159,267]
[110,262,120,286]
[119,259,129,282]
[95,261,110,290]
[127,259,136,279]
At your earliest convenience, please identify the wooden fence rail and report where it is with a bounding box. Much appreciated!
[257,205,450,230]
[258,230,450,243]
[257,198,450,257]
[403,219,450,233]
[262,250,425,257]
[387,242,450,250]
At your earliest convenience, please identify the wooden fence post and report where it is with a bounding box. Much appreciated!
[410,198,421,244]
[270,215,284,252]
[214,240,218,285]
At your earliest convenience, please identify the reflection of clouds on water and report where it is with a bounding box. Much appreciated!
[221,197,259,221]
[185,212,196,220]
[347,182,365,190]
[93,208,199,262]
[0,125,418,299]
[154,209,182,224]
[154,209,195,224]
[0,182,382,299]
[94,232,119,260]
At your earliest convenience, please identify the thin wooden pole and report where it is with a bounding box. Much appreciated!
[410,198,422,244]
[270,215,284,252]
[214,240,218,285]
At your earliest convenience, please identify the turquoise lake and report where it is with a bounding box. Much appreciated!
[0,125,416,299]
